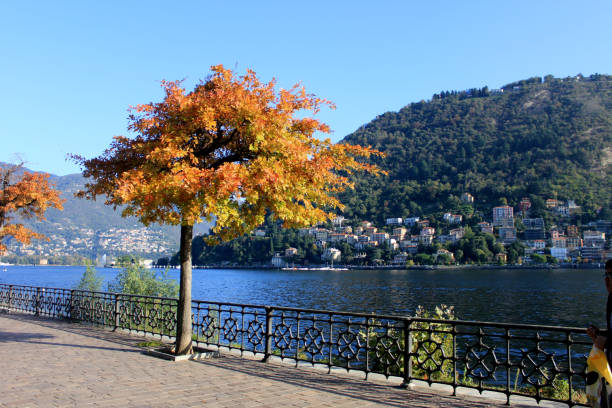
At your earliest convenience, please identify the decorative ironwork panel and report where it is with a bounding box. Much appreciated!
[0,283,594,407]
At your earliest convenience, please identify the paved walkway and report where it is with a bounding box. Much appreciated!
[0,313,548,407]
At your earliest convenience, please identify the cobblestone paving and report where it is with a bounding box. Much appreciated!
[0,313,542,407]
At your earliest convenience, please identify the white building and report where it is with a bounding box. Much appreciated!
[550,247,568,261]
[404,217,420,226]
[322,248,341,263]
[386,218,403,226]
[271,253,285,268]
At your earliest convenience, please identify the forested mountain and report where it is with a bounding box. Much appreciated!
[338,74,612,224]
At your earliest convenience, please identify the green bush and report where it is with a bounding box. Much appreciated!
[74,263,103,292]
[107,263,178,298]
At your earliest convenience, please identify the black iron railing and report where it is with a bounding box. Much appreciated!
[0,283,591,406]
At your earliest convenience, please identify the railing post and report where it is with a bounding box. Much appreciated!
[8,285,14,310]
[35,287,41,316]
[69,289,75,320]
[262,306,273,362]
[114,293,120,331]
[401,318,413,388]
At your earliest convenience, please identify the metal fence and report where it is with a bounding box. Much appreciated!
[0,283,592,406]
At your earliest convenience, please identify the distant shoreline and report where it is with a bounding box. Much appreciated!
[1,262,604,270]
[153,262,604,270]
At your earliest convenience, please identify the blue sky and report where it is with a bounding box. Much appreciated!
[1,1,611,175]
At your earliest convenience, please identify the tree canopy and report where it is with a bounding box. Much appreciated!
[72,65,382,240]
[0,163,64,253]
[72,65,382,355]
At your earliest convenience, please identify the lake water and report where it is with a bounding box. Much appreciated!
[0,265,606,328]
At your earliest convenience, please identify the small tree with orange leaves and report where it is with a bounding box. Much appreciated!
[72,65,382,355]
[0,163,64,254]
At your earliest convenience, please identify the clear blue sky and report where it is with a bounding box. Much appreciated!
[1,1,611,175]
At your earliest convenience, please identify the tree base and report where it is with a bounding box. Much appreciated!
[143,345,218,361]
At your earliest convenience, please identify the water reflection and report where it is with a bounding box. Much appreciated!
[0,266,605,328]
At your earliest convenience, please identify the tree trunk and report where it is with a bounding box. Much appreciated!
[175,224,193,355]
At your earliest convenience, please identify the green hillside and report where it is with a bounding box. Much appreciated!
[339,74,612,224]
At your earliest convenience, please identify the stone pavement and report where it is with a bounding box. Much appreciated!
[0,313,546,407]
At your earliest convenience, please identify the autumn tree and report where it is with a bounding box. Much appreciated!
[71,65,382,355]
[0,163,64,254]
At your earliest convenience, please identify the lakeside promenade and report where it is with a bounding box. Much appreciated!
[0,313,553,408]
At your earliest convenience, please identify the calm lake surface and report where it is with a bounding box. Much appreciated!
[0,265,605,328]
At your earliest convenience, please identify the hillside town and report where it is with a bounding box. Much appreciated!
[267,193,611,267]
[2,225,175,261]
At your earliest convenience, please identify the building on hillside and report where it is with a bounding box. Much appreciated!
[546,199,560,209]
[418,235,433,246]
[584,231,606,248]
[450,227,465,240]
[341,226,353,234]
[284,247,298,257]
[315,229,329,242]
[416,219,430,228]
[386,218,403,226]
[495,253,507,263]
[443,213,462,224]
[361,221,372,228]
[435,248,455,262]
[461,192,474,203]
[551,236,567,248]
[566,236,583,249]
[518,197,532,215]
[401,236,420,247]
[346,235,359,245]
[493,206,514,227]
[526,240,547,249]
[523,218,545,230]
[404,217,420,226]
[580,246,604,262]
[554,206,570,217]
[331,216,345,226]
[393,227,407,240]
[550,229,563,239]
[363,227,378,236]
[322,247,341,263]
[420,227,435,236]
[524,229,546,240]
[498,227,517,244]
[329,233,348,243]
[254,229,266,237]
[403,244,419,254]
[478,222,494,234]
[386,238,399,250]
[271,253,285,268]
[392,252,410,265]
[372,232,390,244]
[364,226,378,236]
[437,234,455,244]
[567,200,581,214]
[567,225,579,237]
[550,247,568,261]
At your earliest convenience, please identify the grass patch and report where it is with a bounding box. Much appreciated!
[136,340,166,348]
